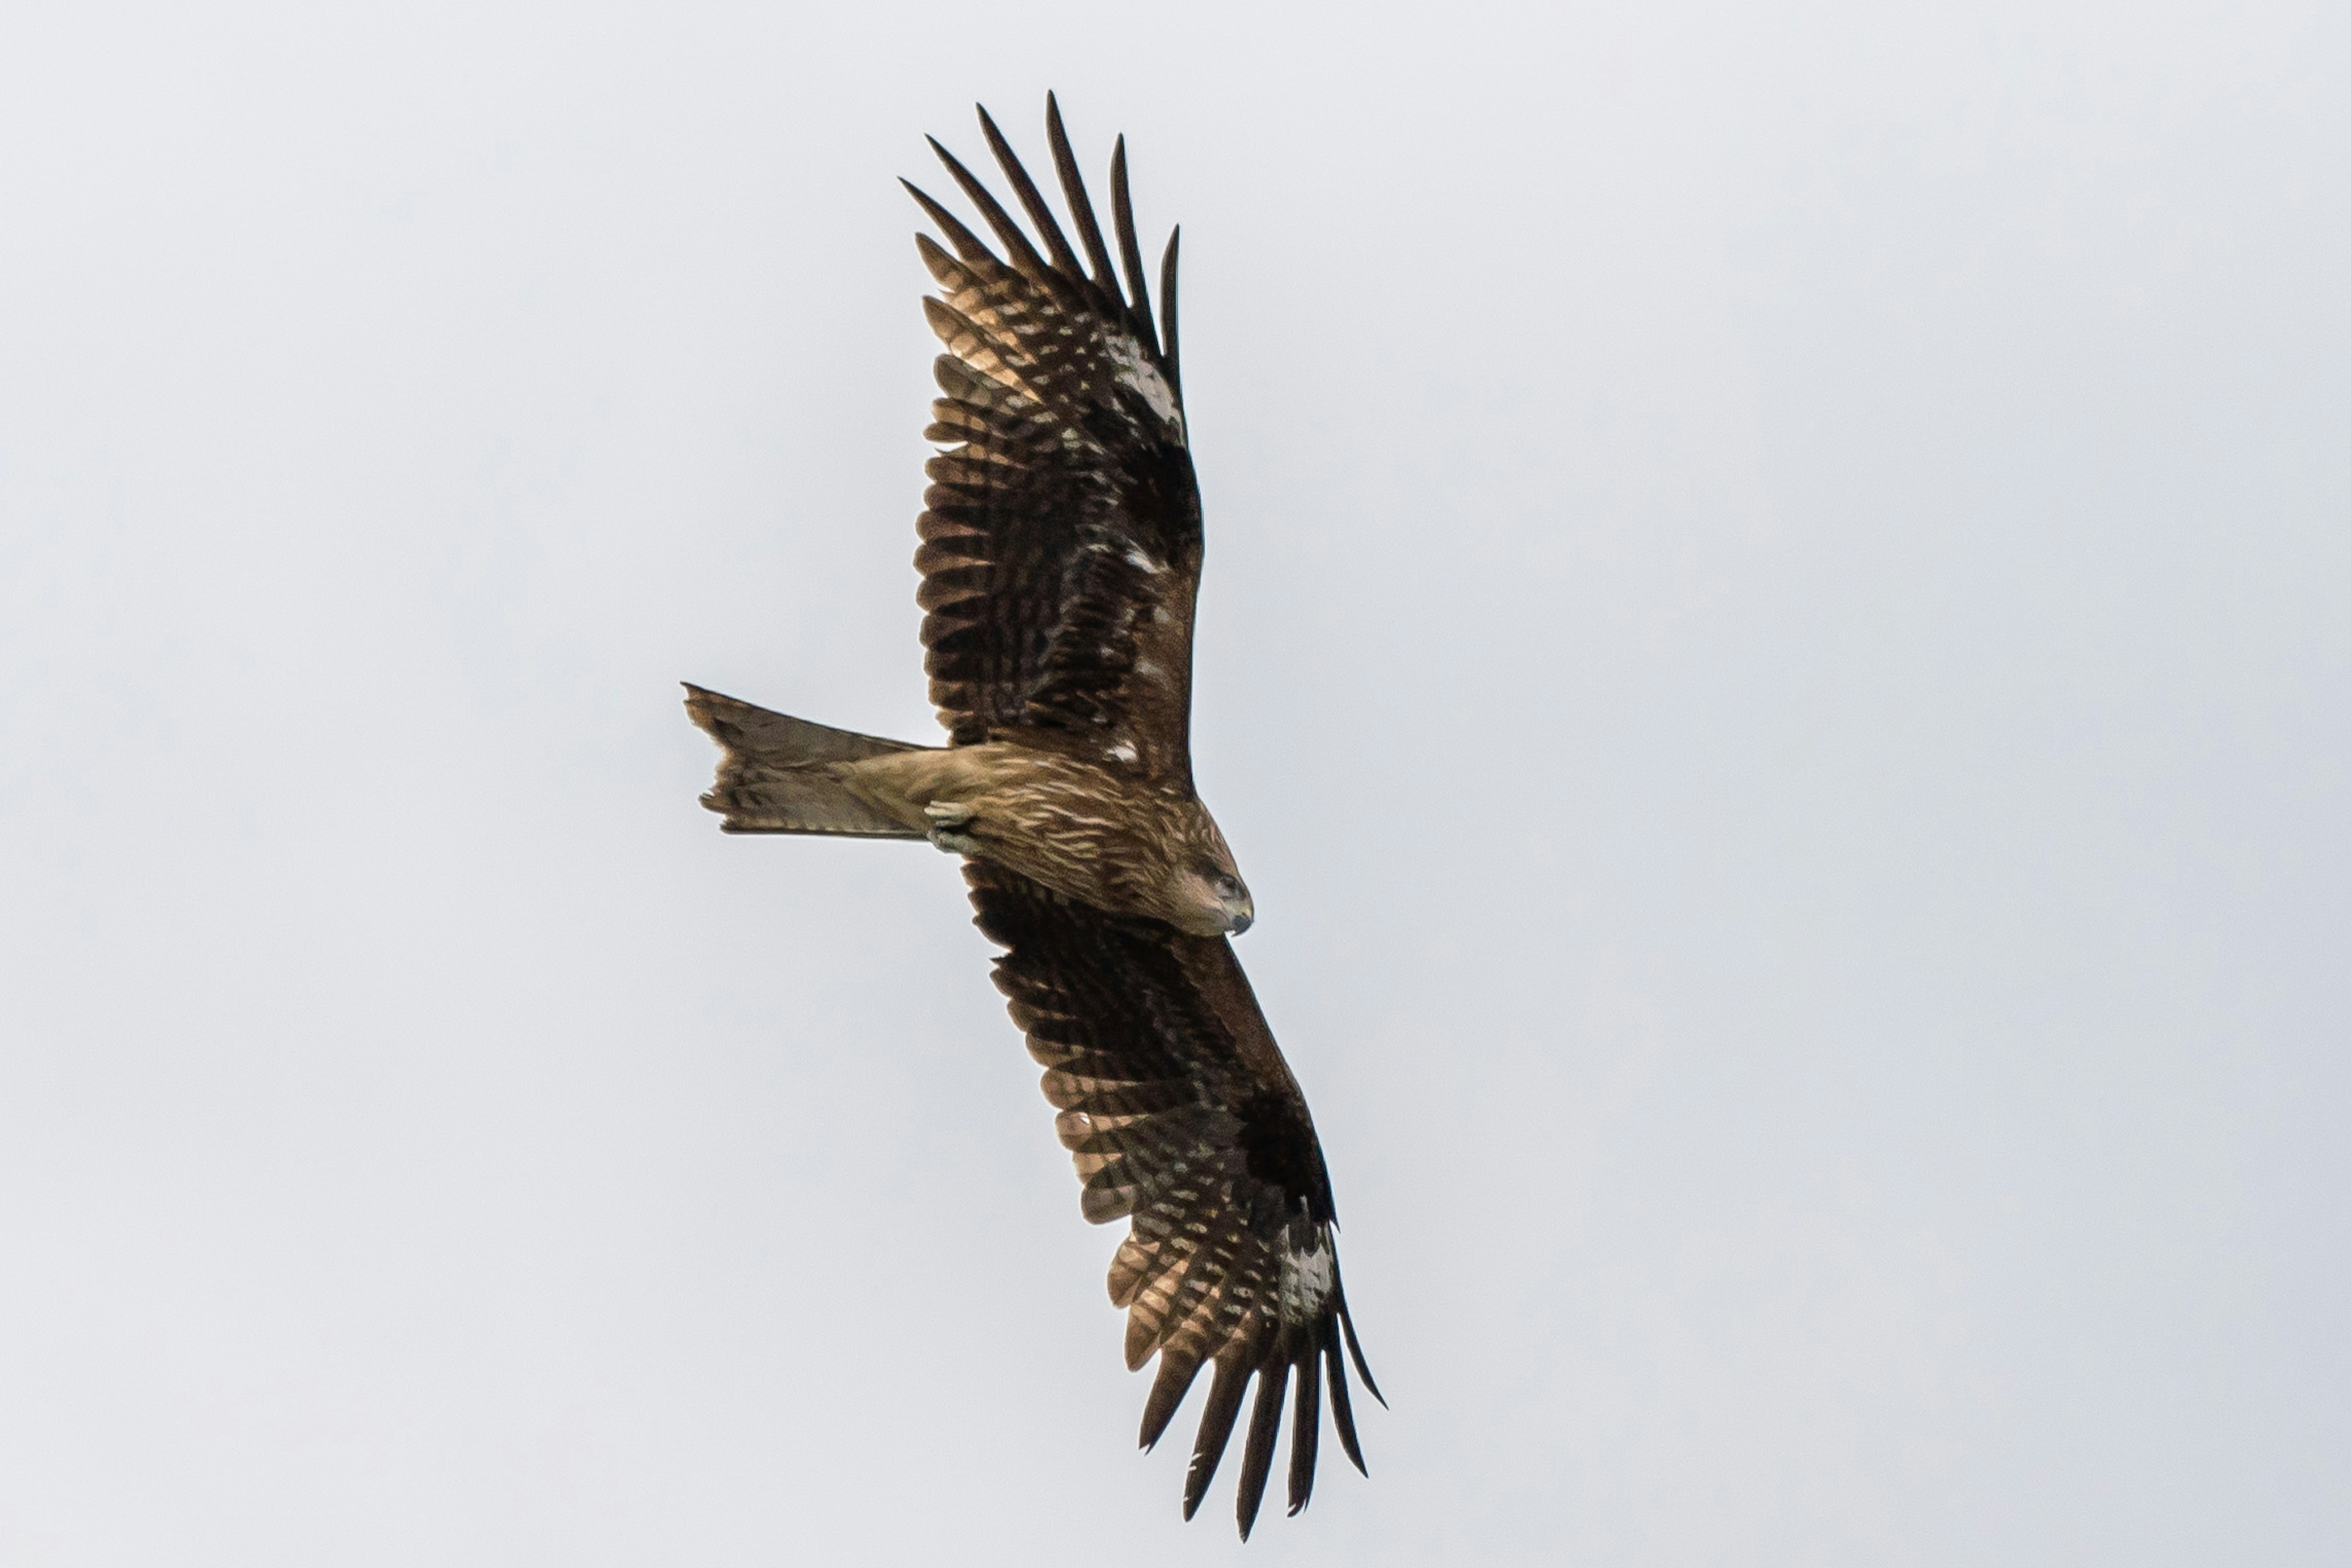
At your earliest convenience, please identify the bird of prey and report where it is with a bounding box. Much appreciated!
[683,97,1378,1537]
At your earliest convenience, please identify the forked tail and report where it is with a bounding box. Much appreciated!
[681,683,929,838]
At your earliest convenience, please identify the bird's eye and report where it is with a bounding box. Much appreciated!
[1212,875,1240,899]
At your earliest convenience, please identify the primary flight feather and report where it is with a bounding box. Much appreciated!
[684,97,1378,1538]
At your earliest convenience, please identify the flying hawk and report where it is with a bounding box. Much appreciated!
[684,97,1378,1537]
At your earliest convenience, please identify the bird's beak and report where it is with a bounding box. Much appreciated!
[1225,902,1254,937]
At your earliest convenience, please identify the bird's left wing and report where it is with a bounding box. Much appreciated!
[908,100,1204,777]
[966,862,1380,1538]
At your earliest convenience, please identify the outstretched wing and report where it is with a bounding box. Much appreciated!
[967,862,1381,1538]
[909,99,1204,778]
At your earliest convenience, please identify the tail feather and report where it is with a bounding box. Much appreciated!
[682,683,929,839]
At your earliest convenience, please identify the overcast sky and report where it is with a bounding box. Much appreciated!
[2,2,2345,1563]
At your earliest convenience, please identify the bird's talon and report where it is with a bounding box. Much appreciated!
[928,827,980,856]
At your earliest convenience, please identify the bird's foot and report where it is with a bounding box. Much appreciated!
[924,801,979,857]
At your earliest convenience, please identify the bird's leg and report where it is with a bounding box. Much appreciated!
[924,800,980,856]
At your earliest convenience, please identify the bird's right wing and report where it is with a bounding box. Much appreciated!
[965,861,1381,1538]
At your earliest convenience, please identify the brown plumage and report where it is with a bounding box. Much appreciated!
[683,97,1377,1537]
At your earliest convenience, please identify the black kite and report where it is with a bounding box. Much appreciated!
[684,98,1378,1537]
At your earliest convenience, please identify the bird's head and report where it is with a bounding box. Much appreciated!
[1170,820,1253,938]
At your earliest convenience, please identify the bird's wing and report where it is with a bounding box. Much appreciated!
[967,861,1380,1538]
[909,99,1204,778]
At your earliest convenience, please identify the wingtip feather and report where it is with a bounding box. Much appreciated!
[1325,1334,1368,1477]
[976,99,1084,279]
[901,177,997,268]
[1286,1344,1322,1515]
[1340,1297,1385,1408]
[1182,1354,1251,1523]
[1108,135,1160,355]
[1044,95,1121,300]
[1158,224,1182,395]
[1233,1357,1288,1539]
[1139,1349,1206,1452]
[927,125,1049,277]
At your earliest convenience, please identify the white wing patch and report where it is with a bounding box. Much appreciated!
[1108,740,1139,763]
[1103,333,1187,443]
[1278,1231,1337,1320]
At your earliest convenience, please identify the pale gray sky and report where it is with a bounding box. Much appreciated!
[2,2,2344,1563]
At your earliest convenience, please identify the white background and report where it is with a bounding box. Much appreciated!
[2,2,2344,1562]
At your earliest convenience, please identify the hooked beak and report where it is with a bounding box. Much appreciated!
[1224,899,1255,937]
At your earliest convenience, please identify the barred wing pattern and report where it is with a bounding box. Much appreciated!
[909,100,1204,776]
[967,863,1381,1536]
